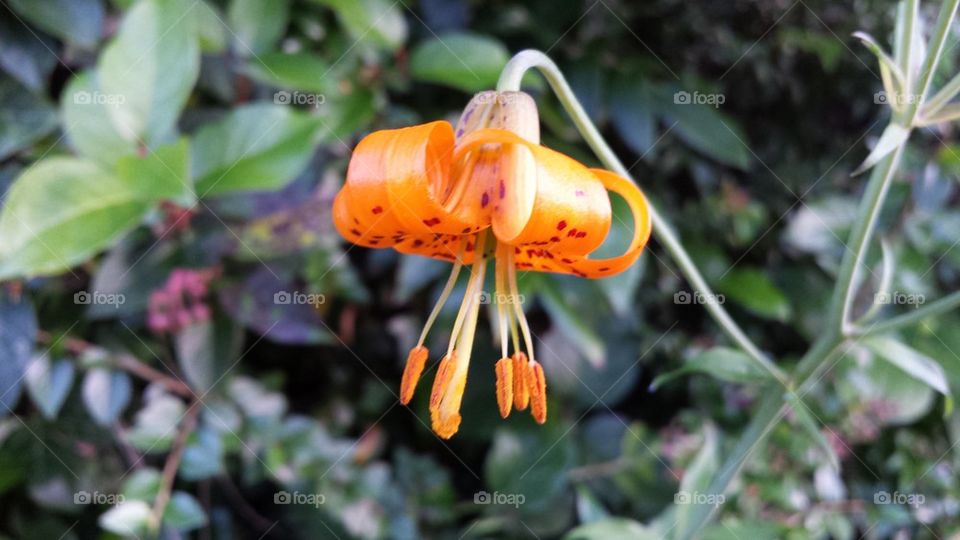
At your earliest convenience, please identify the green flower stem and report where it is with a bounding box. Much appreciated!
[496,50,789,385]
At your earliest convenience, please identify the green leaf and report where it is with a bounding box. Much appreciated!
[227,0,290,55]
[717,267,792,321]
[163,491,207,531]
[244,52,331,93]
[82,368,132,426]
[195,0,228,53]
[852,31,906,107]
[174,317,241,394]
[0,75,57,160]
[0,290,36,417]
[853,123,910,175]
[662,96,751,170]
[60,71,138,167]
[651,347,773,389]
[179,427,224,480]
[116,138,193,204]
[191,104,322,196]
[7,0,104,48]
[864,336,950,395]
[313,0,407,51]
[127,393,186,451]
[410,32,508,93]
[0,158,155,279]
[564,518,661,540]
[121,468,161,501]
[98,0,200,144]
[609,74,656,157]
[24,356,75,420]
[99,500,151,537]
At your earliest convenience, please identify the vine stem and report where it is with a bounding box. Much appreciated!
[496,50,789,386]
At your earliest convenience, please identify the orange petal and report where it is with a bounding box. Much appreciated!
[333,121,478,246]
[455,128,611,257]
[400,346,428,405]
[495,357,513,418]
[528,361,547,424]
[512,352,530,410]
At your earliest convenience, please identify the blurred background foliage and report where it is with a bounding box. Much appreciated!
[1,0,960,538]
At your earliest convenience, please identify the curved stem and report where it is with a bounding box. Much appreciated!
[497,50,788,385]
[851,290,960,337]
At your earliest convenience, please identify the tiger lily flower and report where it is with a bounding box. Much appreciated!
[333,91,652,438]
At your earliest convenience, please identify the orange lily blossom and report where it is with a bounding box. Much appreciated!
[333,90,652,438]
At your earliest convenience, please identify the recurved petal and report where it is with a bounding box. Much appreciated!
[333,121,480,247]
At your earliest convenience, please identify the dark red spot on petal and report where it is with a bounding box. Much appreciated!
[466,242,475,252]
[561,258,573,264]
[499,180,506,199]
[598,267,610,272]
[550,236,560,242]
[462,227,472,234]
[576,231,587,238]
[423,217,441,227]
[481,192,490,208]
[371,206,383,214]
[349,228,362,236]
[557,220,567,231]
[412,239,424,248]
[567,228,578,237]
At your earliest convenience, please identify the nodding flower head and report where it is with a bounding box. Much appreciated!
[333,90,652,438]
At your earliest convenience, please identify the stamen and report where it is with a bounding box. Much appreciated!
[400,346,428,405]
[495,243,510,359]
[495,357,513,418]
[506,249,536,364]
[432,232,489,438]
[512,351,530,410]
[528,360,547,424]
[417,242,466,348]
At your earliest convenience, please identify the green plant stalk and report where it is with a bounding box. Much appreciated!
[496,51,789,386]
[852,290,960,336]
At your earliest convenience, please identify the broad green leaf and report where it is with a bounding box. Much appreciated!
[163,491,207,531]
[314,0,407,51]
[174,317,242,394]
[609,74,656,157]
[717,267,792,321]
[0,158,153,279]
[245,52,331,93]
[61,71,138,166]
[7,0,104,48]
[651,347,773,389]
[0,16,58,90]
[99,500,151,537]
[663,98,751,170]
[82,368,133,426]
[864,336,950,395]
[0,290,36,417]
[853,123,909,176]
[127,393,186,451]
[784,391,840,471]
[121,468,161,501]
[195,0,227,53]
[179,427,224,480]
[99,0,200,144]
[410,32,508,93]
[192,104,323,196]
[24,355,75,420]
[116,138,193,204]
[0,75,57,160]
[564,519,661,540]
[317,86,377,142]
[227,0,290,55]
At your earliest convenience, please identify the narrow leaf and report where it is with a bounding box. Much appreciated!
[864,336,950,395]
[853,123,910,176]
